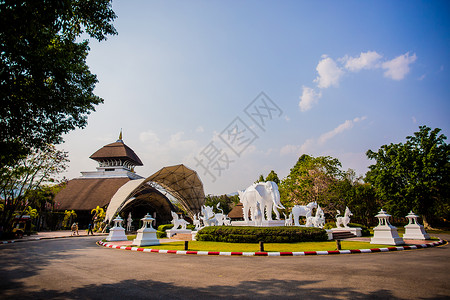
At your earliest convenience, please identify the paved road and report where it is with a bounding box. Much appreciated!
[0,235,449,299]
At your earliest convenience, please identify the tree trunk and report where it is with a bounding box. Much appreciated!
[421,215,436,230]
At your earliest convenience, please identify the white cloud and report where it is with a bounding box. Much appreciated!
[299,86,322,112]
[280,144,300,155]
[314,55,344,88]
[341,51,383,72]
[318,120,353,145]
[280,116,367,156]
[382,52,417,80]
[318,116,366,145]
[196,126,204,133]
[139,130,160,144]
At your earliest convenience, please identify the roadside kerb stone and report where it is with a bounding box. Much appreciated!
[97,239,446,257]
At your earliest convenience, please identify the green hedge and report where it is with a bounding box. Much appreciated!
[196,226,328,243]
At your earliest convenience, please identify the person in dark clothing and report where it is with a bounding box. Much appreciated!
[88,223,94,235]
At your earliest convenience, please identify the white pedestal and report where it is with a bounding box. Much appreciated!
[371,226,404,245]
[331,227,362,237]
[191,231,198,241]
[231,220,285,227]
[403,224,430,240]
[132,227,159,246]
[166,229,192,238]
[106,227,127,241]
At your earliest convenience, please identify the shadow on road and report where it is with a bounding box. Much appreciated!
[1,278,417,299]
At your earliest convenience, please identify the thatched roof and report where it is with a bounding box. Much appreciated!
[90,141,143,166]
[143,164,205,217]
[55,178,131,211]
[228,202,244,220]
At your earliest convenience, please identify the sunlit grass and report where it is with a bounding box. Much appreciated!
[129,240,390,252]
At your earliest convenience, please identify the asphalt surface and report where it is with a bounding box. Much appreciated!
[0,234,449,299]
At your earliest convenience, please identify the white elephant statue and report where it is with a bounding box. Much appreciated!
[238,186,263,222]
[238,181,285,222]
[292,202,317,226]
[253,181,285,221]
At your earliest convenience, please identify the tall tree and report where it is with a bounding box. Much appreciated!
[279,154,343,209]
[366,126,449,228]
[0,144,69,234]
[265,170,280,185]
[0,0,117,166]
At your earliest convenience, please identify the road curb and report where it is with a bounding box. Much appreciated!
[97,239,446,257]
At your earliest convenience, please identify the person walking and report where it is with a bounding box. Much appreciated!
[71,223,77,236]
[88,223,94,235]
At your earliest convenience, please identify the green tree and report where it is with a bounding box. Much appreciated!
[265,170,280,185]
[0,144,69,234]
[0,0,117,166]
[255,171,280,184]
[366,126,450,228]
[204,194,239,215]
[279,154,343,209]
[91,205,105,231]
[63,210,77,228]
[255,174,265,183]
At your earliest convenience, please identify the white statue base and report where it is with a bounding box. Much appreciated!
[403,212,430,240]
[331,227,362,237]
[106,227,128,241]
[403,224,430,240]
[231,220,285,227]
[371,226,404,245]
[167,229,192,238]
[191,231,198,241]
[132,227,160,246]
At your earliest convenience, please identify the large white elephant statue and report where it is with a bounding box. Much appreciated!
[238,186,262,222]
[292,202,317,226]
[238,181,285,222]
[253,181,285,221]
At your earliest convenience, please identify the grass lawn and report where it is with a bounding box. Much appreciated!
[118,238,390,252]
[115,231,446,252]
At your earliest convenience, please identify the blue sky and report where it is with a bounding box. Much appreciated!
[59,0,450,195]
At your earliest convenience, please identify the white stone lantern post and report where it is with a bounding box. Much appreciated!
[106,215,127,241]
[403,211,430,240]
[132,213,160,246]
[370,209,404,245]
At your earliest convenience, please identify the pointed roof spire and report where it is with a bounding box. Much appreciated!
[118,128,123,142]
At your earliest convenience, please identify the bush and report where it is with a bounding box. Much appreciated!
[157,224,174,232]
[196,226,328,243]
[323,222,336,230]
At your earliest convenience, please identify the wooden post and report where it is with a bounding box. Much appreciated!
[184,240,189,250]
[336,239,341,250]
[259,241,264,252]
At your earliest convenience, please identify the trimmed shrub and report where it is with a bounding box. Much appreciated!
[158,224,174,232]
[196,226,328,243]
[323,222,336,230]
[157,231,166,238]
